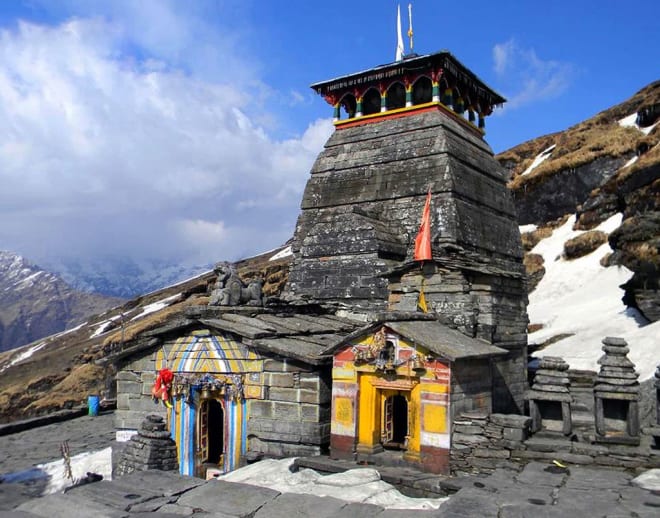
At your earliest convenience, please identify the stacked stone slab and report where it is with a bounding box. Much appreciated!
[450,411,531,474]
[246,359,332,458]
[527,356,572,435]
[594,337,641,444]
[116,414,178,476]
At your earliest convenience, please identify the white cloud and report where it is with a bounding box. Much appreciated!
[0,10,333,271]
[492,39,515,76]
[492,38,575,110]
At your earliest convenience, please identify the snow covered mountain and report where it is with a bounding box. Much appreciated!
[43,256,212,299]
[0,251,121,353]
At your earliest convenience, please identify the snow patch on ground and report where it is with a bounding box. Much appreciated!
[52,322,87,339]
[14,271,44,289]
[632,469,660,492]
[618,113,658,135]
[269,246,293,261]
[0,447,112,495]
[519,224,538,234]
[90,315,121,338]
[0,322,89,372]
[618,113,638,128]
[528,213,657,379]
[130,293,181,321]
[623,155,639,168]
[0,341,48,372]
[521,144,555,177]
[642,121,659,135]
[219,458,448,510]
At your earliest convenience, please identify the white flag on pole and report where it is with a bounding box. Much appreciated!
[396,5,404,61]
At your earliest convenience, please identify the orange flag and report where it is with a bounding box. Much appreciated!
[414,189,432,261]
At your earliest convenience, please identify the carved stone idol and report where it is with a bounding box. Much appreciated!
[208,262,263,307]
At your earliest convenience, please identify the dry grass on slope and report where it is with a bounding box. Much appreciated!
[501,81,660,191]
[508,125,641,191]
[564,231,608,259]
[25,363,107,414]
[102,294,209,346]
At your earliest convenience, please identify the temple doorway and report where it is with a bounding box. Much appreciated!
[197,399,225,477]
[381,392,408,450]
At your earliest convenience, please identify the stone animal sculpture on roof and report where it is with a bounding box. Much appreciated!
[209,262,263,307]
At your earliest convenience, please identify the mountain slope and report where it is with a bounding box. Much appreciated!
[0,246,291,422]
[496,80,659,373]
[0,251,122,353]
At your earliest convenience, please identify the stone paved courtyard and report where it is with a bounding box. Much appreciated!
[1,413,660,516]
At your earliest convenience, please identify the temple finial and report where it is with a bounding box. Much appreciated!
[407,3,414,53]
[396,5,404,61]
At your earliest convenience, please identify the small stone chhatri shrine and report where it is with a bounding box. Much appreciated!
[110,13,531,477]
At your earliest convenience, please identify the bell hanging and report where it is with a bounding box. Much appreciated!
[412,356,426,372]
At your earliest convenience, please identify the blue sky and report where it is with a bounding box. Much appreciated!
[0,0,658,278]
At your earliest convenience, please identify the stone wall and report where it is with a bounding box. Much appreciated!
[116,352,166,432]
[247,358,332,458]
[451,411,660,476]
[450,359,493,420]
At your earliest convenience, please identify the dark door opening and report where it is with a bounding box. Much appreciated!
[206,399,224,464]
[383,394,408,450]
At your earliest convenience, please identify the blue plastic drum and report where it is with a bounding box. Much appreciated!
[88,395,100,416]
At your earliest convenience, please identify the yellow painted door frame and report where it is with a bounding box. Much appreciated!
[404,383,421,462]
[357,374,381,454]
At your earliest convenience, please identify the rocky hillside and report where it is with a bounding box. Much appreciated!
[498,80,660,324]
[0,247,291,423]
[0,251,122,353]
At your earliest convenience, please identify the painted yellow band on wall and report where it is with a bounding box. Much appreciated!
[420,383,448,394]
[334,397,354,426]
[423,404,448,434]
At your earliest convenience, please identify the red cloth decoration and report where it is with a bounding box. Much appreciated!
[152,367,174,404]
[414,190,432,261]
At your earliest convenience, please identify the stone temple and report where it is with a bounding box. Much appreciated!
[285,50,528,412]
[111,47,529,476]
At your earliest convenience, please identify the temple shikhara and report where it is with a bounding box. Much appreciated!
[111,22,530,476]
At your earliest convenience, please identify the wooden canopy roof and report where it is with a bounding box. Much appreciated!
[311,50,505,109]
